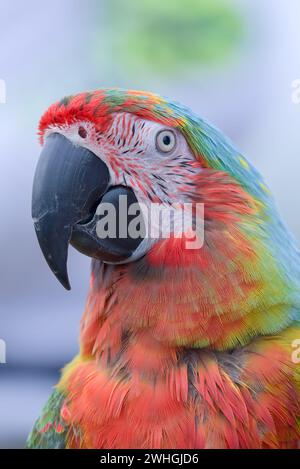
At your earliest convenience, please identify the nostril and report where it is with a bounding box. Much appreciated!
[78,126,87,139]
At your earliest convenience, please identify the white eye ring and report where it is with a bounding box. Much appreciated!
[156,130,176,153]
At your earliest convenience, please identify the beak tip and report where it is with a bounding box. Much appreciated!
[33,220,72,291]
[57,274,71,291]
[53,269,71,291]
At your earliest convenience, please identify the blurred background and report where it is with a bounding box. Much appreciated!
[0,0,299,448]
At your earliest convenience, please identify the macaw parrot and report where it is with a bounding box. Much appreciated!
[27,88,300,449]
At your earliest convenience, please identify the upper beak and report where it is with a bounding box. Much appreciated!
[32,133,143,290]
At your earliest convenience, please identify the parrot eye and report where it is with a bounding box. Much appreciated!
[78,126,87,139]
[156,130,176,153]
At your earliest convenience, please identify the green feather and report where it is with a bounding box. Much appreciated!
[26,389,68,449]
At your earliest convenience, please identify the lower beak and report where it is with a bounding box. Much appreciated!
[32,133,144,290]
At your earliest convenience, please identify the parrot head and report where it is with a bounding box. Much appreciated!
[32,88,300,350]
[32,90,201,290]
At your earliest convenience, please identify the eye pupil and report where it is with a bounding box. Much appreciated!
[163,135,171,145]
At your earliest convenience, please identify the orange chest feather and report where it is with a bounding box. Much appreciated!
[59,330,300,449]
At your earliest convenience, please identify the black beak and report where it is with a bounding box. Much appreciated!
[32,133,144,290]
